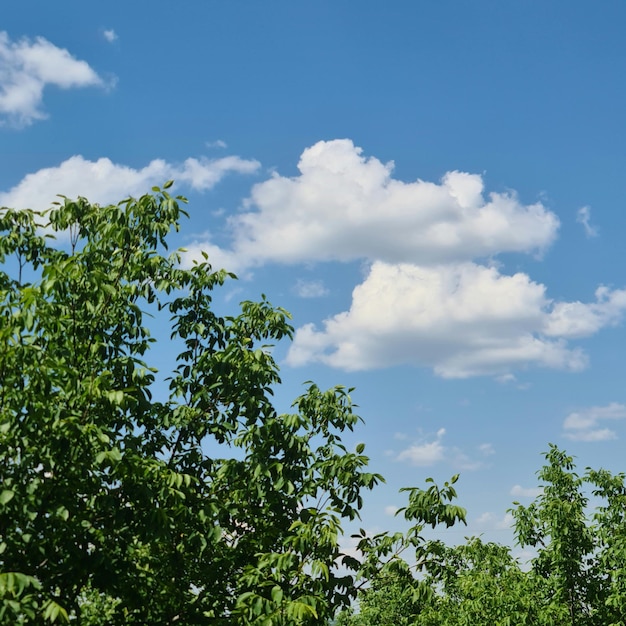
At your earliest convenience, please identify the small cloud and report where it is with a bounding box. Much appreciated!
[453,453,484,471]
[206,139,228,149]
[103,29,118,43]
[293,279,329,298]
[384,505,399,516]
[478,443,495,456]
[393,432,408,441]
[510,484,542,498]
[567,428,616,442]
[396,428,487,470]
[497,512,515,529]
[475,511,514,530]
[576,206,598,238]
[563,402,626,442]
[0,31,108,127]
[496,373,516,384]
[397,428,446,467]
[223,286,244,303]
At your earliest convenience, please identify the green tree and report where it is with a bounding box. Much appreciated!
[512,445,626,626]
[338,475,468,626]
[0,187,384,624]
[341,446,626,626]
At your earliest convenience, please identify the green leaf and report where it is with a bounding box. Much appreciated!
[0,489,14,505]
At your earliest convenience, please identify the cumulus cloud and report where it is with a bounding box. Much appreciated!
[0,31,107,126]
[0,154,260,211]
[286,260,626,377]
[563,402,626,442]
[178,139,626,378]
[544,286,626,338]
[293,279,329,298]
[185,139,559,271]
[576,206,598,238]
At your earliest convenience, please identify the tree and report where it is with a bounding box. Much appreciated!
[0,186,384,624]
[512,445,626,626]
[511,445,599,625]
[341,446,626,626]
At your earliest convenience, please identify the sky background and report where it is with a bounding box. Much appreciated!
[3,1,626,553]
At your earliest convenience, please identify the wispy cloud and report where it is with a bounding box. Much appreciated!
[478,443,495,456]
[0,31,108,127]
[576,206,598,238]
[293,279,329,298]
[563,402,626,442]
[206,139,227,149]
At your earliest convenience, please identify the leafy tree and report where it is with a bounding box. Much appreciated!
[337,475,468,626]
[0,186,385,624]
[512,445,626,626]
[342,446,626,626]
[511,445,599,625]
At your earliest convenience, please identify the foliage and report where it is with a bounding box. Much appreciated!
[341,446,626,626]
[0,186,386,624]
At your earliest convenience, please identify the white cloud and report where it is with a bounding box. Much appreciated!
[395,428,485,469]
[571,428,617,442]
[103,29,118,43]
[286,260,626,378]
[0,154,260,211]
[510,485,542,498]
[384,505,399,516]
[475,511,514,530]
[293,279,329,298]
[206,139,227,149]
[478,443,495,456]
[0,31,107,126]
[563,402,626,442]
[544,286,626,338]
[185,139,559,271]
[397,428,446,466]
[576,206,598,238]
[177,139,626,378]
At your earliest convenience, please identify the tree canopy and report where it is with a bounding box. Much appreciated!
[0,186,389,624]
[339,445,626,626]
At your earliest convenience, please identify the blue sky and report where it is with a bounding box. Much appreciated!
[4,1,626,551]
